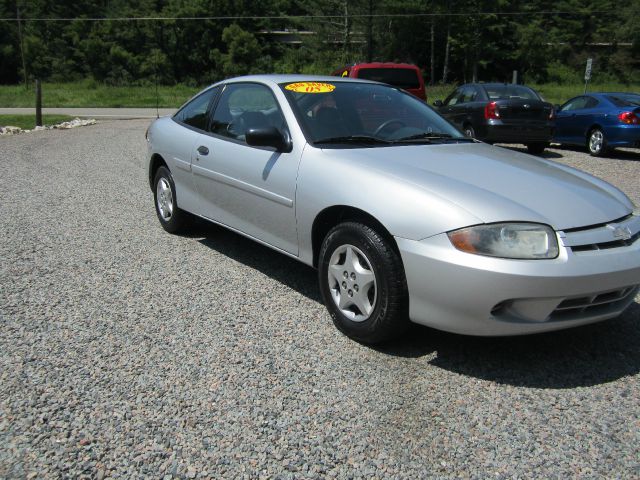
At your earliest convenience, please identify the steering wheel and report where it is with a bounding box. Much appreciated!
[374,119,407,137]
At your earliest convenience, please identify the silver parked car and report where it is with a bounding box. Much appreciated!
[146,75,640,344]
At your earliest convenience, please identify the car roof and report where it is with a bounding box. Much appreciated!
[588,92,640,97]
[212,74,378,87]
[351,62,420,69]
[463,83,535,88]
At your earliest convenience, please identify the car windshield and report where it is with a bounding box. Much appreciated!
[483,85,540,101]
[606,93,640,107]
[356,68,421,89]
[280,81,464,146]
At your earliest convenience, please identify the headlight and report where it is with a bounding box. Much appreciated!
[447,223,559,259]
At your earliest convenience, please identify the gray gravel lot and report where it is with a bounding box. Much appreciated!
[1,121,639,479]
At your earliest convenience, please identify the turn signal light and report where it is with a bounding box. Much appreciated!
[484,101,500,120]
[618,112,639,124]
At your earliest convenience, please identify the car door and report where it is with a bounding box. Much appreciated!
[439,88,463,125]
[443,87,475,129]
[190,82,301,255]
[555,96,589,144]
[575,96,600,139]
[168,86,220,214]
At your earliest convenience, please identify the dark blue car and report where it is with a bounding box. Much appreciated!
[553,92,640,156]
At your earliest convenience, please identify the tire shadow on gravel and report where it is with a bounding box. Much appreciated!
[186,219,322,303]
[378,302,640,389]
[549,144,640,161]
[183,219,640,389]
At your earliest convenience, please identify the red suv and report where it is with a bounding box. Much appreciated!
[331,62,426,101]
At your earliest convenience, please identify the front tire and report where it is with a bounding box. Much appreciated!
[318,222,409,344]
[153,166,190,234]
[587,128,608,157]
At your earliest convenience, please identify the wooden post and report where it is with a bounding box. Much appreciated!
[35,79,42,127]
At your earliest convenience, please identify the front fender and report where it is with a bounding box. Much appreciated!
[295,146,482,265]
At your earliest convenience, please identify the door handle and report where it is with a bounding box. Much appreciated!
[197,146,209,156]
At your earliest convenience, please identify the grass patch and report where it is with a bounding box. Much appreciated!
[0,80,637,108]
[425,84,457,103]
[0,82,200,108]
[0,114,74,130]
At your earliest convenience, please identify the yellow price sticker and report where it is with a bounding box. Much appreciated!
[285,82,336,94]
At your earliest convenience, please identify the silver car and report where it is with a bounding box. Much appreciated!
[146,75,640,344]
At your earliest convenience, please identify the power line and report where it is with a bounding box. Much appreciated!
[0,10,621,22]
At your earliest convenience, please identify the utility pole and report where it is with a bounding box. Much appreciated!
[430,21,435,85]
[17,2,28,88]
[343,1,350,59]
[367,0,373,62]
[442,0,451,84]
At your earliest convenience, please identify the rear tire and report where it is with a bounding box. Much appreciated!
[587,128,608,157]
[318,222,409,344]
[526,142,548,155]
[153,166,190,234]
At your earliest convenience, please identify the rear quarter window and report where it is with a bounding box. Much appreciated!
[606,94,640,108]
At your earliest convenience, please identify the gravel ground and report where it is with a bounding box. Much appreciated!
[1,121,639,479]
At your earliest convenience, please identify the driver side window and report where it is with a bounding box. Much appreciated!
[174,87,219,131]
[209,83,287,144]
[444,89,463,106]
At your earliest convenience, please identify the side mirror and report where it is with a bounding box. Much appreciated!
[554,104,561,112]
[433,100,443,107]
[246,127,292,153]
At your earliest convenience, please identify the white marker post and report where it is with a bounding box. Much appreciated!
[584,58,593,94]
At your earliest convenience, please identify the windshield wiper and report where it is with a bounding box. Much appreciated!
[393,132,471,143]
[314,135,392,145]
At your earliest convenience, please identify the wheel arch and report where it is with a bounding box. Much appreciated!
[149,153,168,190]
[585,123,604,140]
[311,205,401,268]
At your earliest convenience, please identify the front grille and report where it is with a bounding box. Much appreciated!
[551,285,638,320]
[561,214,640,253]
[571,231,640,252]
[563,214,632,233]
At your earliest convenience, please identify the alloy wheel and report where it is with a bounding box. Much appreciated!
[589,130,604,154]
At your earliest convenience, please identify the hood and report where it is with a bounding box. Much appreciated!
[324,142,633,230]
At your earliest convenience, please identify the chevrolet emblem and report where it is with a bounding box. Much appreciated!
[607,224,632,240]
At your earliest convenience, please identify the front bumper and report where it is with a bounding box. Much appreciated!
[396,233,640,336]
